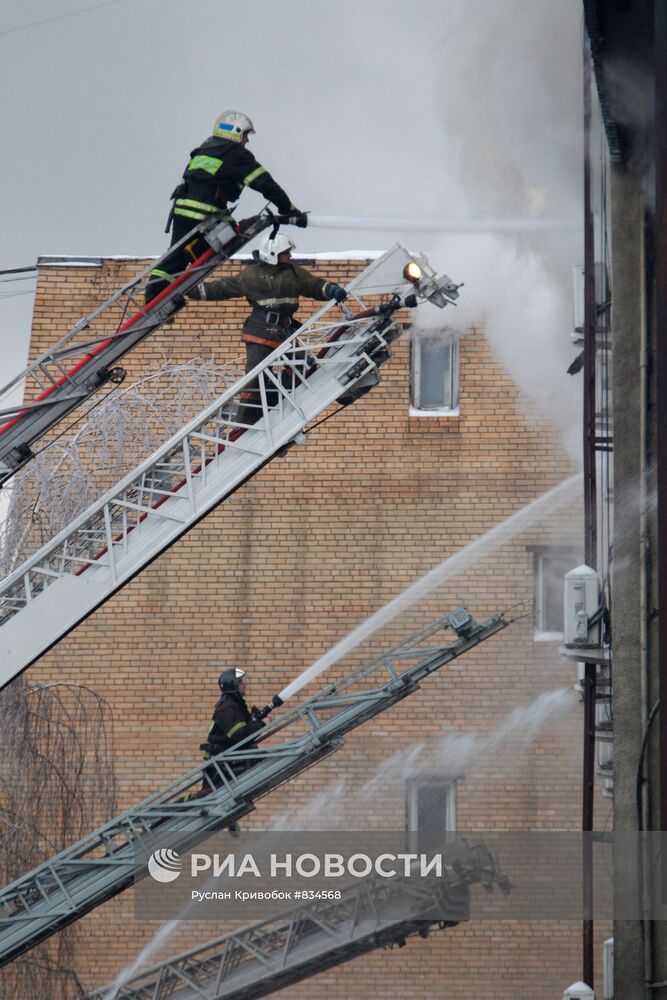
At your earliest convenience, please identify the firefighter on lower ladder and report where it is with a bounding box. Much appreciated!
[187,233,347,423]
[195,668,268,796]
[145,110,306,303]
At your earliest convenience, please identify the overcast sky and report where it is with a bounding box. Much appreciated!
[0,0,583,386]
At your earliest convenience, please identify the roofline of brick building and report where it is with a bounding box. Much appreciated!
[36,250,386,268]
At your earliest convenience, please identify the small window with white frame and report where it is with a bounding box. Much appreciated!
[406,775,457,836]
[530,545,579,641]
[410,331,459,415]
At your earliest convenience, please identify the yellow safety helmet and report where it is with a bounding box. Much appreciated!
[213,111,255,142]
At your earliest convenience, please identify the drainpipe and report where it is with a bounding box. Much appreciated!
[656,0,667,878]
[639,198,655,994]
[582,30,597,992]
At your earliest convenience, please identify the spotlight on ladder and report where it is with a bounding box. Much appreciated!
[403,260,462,309]
[403,261,423,283]
[448,607,474,637]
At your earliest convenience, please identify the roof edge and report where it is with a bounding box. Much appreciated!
[36,250,386,268]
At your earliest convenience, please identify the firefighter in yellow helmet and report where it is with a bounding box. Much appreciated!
[146,111,306,302]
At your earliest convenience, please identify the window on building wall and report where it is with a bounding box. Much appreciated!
[406,776,457,840]
[531,546,580,641]
[410,332,459,415]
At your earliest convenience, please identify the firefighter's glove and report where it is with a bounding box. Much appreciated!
[329,283,347,303]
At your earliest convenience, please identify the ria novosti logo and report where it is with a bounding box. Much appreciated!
[147,849,183,883]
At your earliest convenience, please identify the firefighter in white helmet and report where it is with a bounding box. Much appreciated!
[146,111,306,302]
[188,234,347,423]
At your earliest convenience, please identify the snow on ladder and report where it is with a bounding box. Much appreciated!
[0,210,299,487]
[0,244,460,688]
[0,607,509,969]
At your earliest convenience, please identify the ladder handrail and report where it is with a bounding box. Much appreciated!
[0,213,273,408]
[81,840,505,1000]
[0,211,309,485]
[0,244,459,683]
[0,310,359,592]
[1,611,498,883]
[0,611,509,967]
[0,242,420,592]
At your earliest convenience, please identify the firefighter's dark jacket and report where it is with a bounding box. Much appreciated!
[202,692,264,757]
[173,136,295,223]
[193,262,335,347]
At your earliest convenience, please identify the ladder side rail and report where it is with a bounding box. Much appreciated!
[0,330,335,600]
[80,847,489,1000]
[0,215,281,476]
[0,615,507,966]
[0,239,432,479]
[0,294,389,598]
[0,312,404,668]
[0,214,265,408]
[0,320,379,635]
[1,240,420,582]
[0,614,449,896]
[0,236,413,424]
[1,246,452,678]
[0,249,216,470]
[1,613,508,909]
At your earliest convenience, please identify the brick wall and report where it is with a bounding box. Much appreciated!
[15,254,609,997]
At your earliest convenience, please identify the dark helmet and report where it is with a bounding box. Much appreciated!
[218,668,247,694]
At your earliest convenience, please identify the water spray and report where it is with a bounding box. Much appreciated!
[307,214,581,234]
[277,473,582,703]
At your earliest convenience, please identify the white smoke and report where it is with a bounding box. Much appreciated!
[406,0,584,461]
[412,232,582,460]
[270,689,575,830]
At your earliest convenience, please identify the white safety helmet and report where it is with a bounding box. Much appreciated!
[258,234,296,265]
[213,110,255,142]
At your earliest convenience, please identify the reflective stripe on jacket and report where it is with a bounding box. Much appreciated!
[198,262,335,345]
[173,136,295,221]
[203,692,264,759]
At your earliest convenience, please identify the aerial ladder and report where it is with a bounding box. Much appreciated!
[0,243,459,687]
[0,606,509,969]
[0,210,303,487]
[80,840,509,1000]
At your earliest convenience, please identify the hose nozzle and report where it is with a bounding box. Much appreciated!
[251,694,284,723]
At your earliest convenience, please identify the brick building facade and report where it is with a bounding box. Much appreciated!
[13,251,607,997]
